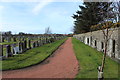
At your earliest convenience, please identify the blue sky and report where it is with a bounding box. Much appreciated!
[0,1,82,34]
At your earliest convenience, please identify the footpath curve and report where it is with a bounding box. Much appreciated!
[2,37,79,78]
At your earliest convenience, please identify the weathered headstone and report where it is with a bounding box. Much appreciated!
[2,37,4,42]
[21,42,24,52]
[11,43,16,54]
[24,40,27,50]
[28,40,31,49]
[6,45,12,57]
[0,45,3,56]
[13,47,19,54]
[7,37,11,42]
[13,37,16,42]
[33,42,36,48]
[19,42,22,53]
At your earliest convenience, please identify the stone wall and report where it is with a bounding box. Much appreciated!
[73,27,120,60]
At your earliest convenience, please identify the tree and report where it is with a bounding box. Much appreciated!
[91,2,118,79]
[44,27,52,34]
[72,2,113,34]
[112,0,120,22]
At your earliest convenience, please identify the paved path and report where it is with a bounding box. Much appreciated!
[2,38,79,78]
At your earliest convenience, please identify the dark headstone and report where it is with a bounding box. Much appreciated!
[28,40,31,49]
[24,40,27,49]
[33,42,36,48]
[21,42,24,52]
[2,37,4,42]
[0,45,3,56]
[6,45,12,57]
[13,37,16,42]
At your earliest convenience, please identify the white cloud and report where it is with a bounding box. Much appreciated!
[32,0,54,15]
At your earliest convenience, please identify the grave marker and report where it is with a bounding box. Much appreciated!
[6,45,12,57]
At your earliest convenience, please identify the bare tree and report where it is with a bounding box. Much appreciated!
[45,27,52,34]
[91,2,119,79]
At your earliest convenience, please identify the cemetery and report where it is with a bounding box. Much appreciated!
[0,34,66,70]
[1,1,120,79]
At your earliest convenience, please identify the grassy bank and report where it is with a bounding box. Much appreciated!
[1,38,67,70]
[72,38,119,78]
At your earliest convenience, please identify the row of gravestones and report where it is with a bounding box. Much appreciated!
[1,35,64,43]
[0,36,66,60]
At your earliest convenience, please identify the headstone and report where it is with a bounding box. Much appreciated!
[21,42,24,52]
[33,42,36,48]
[13,47,19,54]
[24,40,27,49]
[6,45,12,57]
[28,40,31,49]
[2,37,4,42]
[13,37,16,42]
[11,43,16,54]
[19,42,22,53]
[0,45,3,56]
[36,41,39,47]
[7,37,11,42]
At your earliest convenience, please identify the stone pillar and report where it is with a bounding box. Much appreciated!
[0,45,3,56]
[6,45,12,57]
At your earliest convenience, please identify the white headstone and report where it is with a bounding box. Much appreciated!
[13,47,20,54]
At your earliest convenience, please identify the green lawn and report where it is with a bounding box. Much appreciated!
[72,38,119,79]
[1,38,67,70]
[0,42,17,45]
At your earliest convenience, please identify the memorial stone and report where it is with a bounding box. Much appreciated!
[6,45,12,57]
[0,45,3,56]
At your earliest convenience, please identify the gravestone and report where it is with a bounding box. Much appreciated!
[7,37,11,42]
[36,41,39,47]
[19,42,22,53]
[24,40,27,50]
[13,47,19,54]
[6,45,12,57]
[13,37,16,42]
[11,43,16,54]
[28,40,31,49]
[33,42,36,48]
[0,45,3,56]
[2,37,4,42]
[21,42,24,52]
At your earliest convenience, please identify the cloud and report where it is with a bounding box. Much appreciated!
[32,0,54,15]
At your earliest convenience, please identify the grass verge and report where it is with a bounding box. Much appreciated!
[1,38,67,70]
[72,38,119,79]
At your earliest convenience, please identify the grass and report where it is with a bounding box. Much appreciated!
[0,42,17,45]
[72,38,119,79]
[1,38,67,70]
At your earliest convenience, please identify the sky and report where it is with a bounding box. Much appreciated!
[0,1,83,34]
